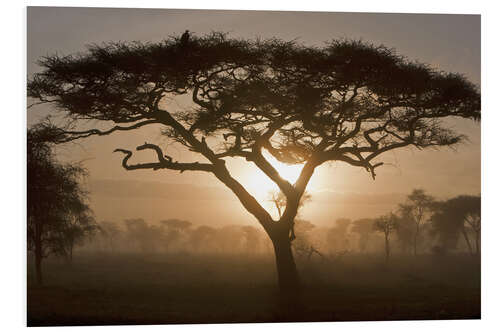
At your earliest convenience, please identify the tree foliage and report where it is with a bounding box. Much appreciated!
[28,127,94,256]
[430,195,480,254]
[97,221,122,251]
[326,218,351,253]
[373,212,399,260]
[27,126,95,282]
[373,213,399,235]
[399,189,435,255]
[351,218,376,253]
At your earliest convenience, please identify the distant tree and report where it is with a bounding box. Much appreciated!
[124,218,163,252]
[214,225,246,253]
[351,218,375,253]
[160,218,193,230]
[268,190,311,240]
[98,221,122,252]
[160,218,192,251]
[28,32,480,298]
[326,218,351,253]
[373,213,399,261]
[430,195,480,255]
[395,209,414,254]
[429,203,460,252]
[57,213,97,261]
[189,225,217,252]
[464,199,481,255]
[399,189,435,256]
[291,220,323,261]
[27,126,93,284]
[241,225,262,254]
[268,190,288,219]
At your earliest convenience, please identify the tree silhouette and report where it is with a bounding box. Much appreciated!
[160,218,192,251]
[97,221,122,252]
[430,195,480,255]
[351,218,375,253]
[326,218,351,254]
[27,32,480,297]
[123,218,164,252]
[57,213,97,262]
[189,225,217,253]
[464,199,481,255]
[395,208,415,254]
[429,201,461,253]
[373,212,399,261]
[399,189,435,256]
[27,126,93,284]
[241,225,261,255]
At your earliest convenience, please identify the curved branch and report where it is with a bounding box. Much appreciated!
[113,143,215,173]
[51,120,159,143]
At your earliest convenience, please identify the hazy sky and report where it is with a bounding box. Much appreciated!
[27,7,481,227]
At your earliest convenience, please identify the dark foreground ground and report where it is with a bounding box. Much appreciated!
[27,252,480,326]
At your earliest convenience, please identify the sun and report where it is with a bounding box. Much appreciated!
[245,150,304,203]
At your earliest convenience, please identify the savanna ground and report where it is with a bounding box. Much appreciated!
[27,252,480,326]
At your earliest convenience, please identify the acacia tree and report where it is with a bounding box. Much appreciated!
[452,195,481,256]
[326,218,352,254]
[189,225,217,253]
[399,189,435,256]
[351,218,376,253]
[56,212,97,262]
[431,195,480,255]
[160,219,193,251]
[464,200,481,255]
[373,213,399,261]
[429,204,461,253]
[123,218,164,252]
[395,208,415,254]
[27,126,93,284]
[27,32,480,296]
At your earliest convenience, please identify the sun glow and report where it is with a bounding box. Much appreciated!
[246,150,304,203]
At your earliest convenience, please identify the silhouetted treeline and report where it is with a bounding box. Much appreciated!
[74,189,479,260]
[82,219,272,255]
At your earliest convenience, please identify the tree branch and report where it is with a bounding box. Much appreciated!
[46,119,159,143]
[113,143,215,173]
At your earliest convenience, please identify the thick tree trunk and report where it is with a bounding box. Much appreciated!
[269,228,302,314]
[272,235,300,295]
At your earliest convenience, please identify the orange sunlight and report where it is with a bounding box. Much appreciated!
[246,150,304,205]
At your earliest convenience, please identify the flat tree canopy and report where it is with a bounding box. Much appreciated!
[27,32,480,293]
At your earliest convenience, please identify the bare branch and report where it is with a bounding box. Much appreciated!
[113,143,215,173]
